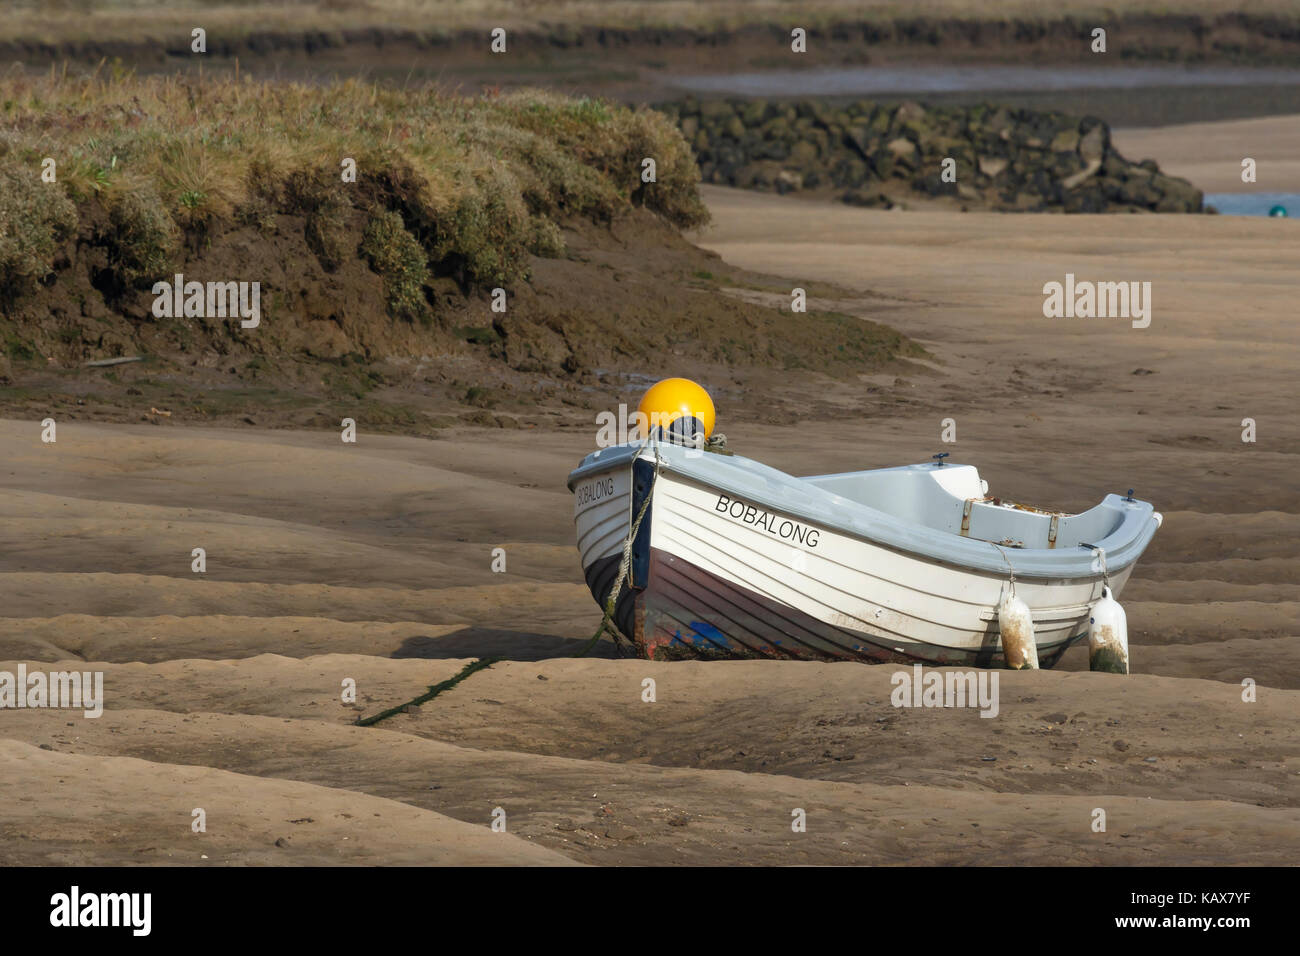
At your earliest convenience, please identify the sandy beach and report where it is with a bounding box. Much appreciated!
[2,106,1297,865]
[1114,114,1300,193]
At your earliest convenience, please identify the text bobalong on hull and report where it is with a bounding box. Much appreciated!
[715,494,821,547]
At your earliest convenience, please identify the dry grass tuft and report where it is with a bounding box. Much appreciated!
[0,73,707,313]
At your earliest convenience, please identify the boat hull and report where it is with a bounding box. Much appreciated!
[570,446,1149,666]
[624,547,1107,666]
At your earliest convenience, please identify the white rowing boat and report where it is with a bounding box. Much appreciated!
[567,438,1160,666]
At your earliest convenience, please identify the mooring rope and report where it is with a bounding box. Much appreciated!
[354,657,500,727]
[573,432,664,658]
[991,542,1017,599]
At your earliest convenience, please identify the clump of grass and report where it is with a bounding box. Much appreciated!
[490,92,709,229]
[464,385,495,407]
[0,73,708,311]
[236,146,293,233]
[102,179,179,289]
[305,196,351,271]
[296,168,353,271]
[0,164,78,304]
[432,162,534,287]
[361,208,430,321]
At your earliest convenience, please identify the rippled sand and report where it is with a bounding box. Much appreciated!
[2,162,1297,864]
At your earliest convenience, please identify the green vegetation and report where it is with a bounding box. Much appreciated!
[0,165,77,301]
[0,74,707,313]
[104,182,179,288]
[360,209,430,321]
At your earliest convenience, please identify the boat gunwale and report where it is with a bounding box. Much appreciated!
[567,442,1159,581]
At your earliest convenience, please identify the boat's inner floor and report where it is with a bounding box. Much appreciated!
[802,463,1121,550]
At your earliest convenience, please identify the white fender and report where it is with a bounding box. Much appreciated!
[1088,585,1129,674]
[998,590,1038,670]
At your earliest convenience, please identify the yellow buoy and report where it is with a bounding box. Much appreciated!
[637,378,715,441]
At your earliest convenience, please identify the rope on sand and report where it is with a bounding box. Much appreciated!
[354,657,500,727]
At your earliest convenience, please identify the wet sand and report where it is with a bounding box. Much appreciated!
[1114,114,1300,192]
[2,156,1298,864]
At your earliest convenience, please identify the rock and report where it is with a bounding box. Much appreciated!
[1118,174,1157,206]
[761,116,792,142]
[775,169,803,193]
[664,97,1200,214]
[1097,176,1126,200]
[1079,122,1107,163]
[1050,128,1081,153]
[886,136,917,168]
[1063,183,1107,212]
[1151,173,1203,212]
[846,124,875,159]
[841,190,894,209]
[1052,153,1086,179]
[930,136,972,163]
[914,171,956,197]
[741,99,769,126]
[810,102,836,127]
[1114,150,1146,176]
[603,824,637,841]
[1061,159,1102,190]
[699,99,734,121]
[1113,739,1131,752]
[789,140,819,167]
[896,100,927,123]
[987,107,1014,137]
[732,162,765,189]
[838,158,869,187]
